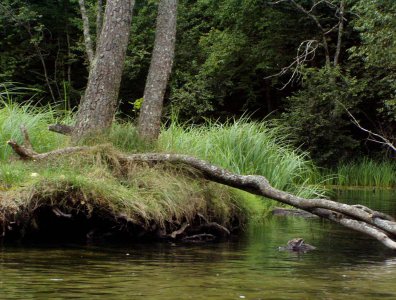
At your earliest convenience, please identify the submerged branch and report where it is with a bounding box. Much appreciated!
[7,132,396,249]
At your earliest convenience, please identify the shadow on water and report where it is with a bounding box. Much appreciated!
[0,189,395,299]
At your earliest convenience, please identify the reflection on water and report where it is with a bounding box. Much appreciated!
[0,190,395,299]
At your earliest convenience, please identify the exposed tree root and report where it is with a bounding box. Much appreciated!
[1,197,235,243]
[6,133,396,249]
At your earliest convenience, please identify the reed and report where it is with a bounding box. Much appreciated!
[325,159,396,188]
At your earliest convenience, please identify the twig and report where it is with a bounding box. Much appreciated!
[265,40,319,89]
[340,103,396,152]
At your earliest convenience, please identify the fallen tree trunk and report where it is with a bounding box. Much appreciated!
[7,137,396,249]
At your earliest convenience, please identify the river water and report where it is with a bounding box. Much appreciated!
[0,190,395,299]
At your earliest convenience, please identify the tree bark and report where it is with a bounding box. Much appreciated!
[96,0,104,43]
[137,0,178,141]
[72,0,135,142]
[8,138,396,250]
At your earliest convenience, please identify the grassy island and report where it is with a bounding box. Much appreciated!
[0,102,324,242]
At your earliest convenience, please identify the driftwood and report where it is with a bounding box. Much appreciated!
[6,136,396,250]
[48,124,74,135]
[272,207,318,218]
[169,222,190,239]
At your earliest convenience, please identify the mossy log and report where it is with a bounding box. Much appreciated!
[6,133,396,249]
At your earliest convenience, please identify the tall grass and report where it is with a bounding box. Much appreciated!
[325,159,396,188]
[0,98,326,216]
[0,100,68,161]
[158,119,326,199]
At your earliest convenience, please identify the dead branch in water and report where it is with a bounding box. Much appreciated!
[7,130,396,249]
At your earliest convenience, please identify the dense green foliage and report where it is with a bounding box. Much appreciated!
[0,0,395,166]
[281,67,363,165]
[348,0,396,133]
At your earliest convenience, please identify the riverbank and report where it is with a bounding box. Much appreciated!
[1,145,251,242]
[2,101,395,243]
[0,102,324,242]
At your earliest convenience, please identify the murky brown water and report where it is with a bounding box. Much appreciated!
[0,190,395,299]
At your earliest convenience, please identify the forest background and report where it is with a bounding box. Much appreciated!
[0,0,395,167]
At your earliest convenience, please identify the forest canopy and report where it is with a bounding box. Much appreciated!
[0,0,395,166]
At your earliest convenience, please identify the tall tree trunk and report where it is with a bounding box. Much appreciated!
[72,0,135,142]
[137,0,178,141]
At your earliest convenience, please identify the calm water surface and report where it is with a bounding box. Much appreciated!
[1,190,396,299]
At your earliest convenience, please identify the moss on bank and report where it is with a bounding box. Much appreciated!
[0,146,251,241]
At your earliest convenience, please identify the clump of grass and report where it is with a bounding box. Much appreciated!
[79,121,156,153]
[0,100,68,161]
[325,158,396,188]
[158,118,326,199]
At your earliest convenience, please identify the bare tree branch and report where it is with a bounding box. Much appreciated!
[339,102,396,152]
[289,0,332,65]
[268,0,346,87]
[265,40,319,89]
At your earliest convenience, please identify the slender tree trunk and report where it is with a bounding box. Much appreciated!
[137,0,178,141]
[54,39,63,100]
[66,30,72,87]
[96,0,104,42]
[26,25,57,103]
[78,0,95,66]
[72,0,135,142]
[333,0,345,67]
[322,36,331,67]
